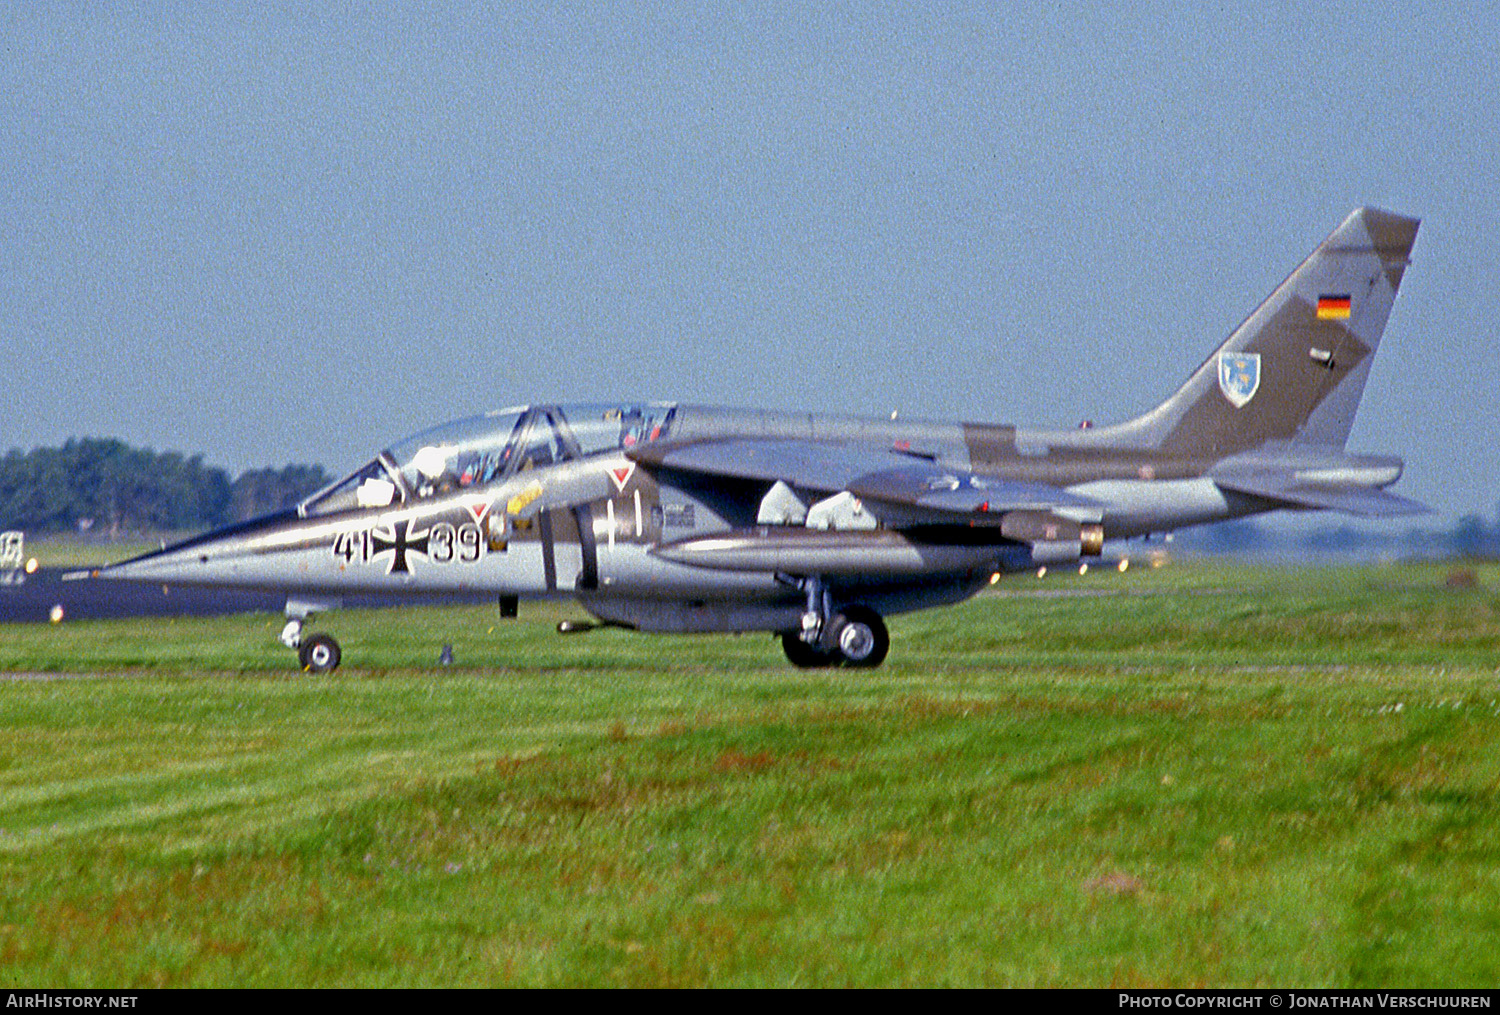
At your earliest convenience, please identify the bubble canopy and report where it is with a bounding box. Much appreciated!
[302,403,677,516]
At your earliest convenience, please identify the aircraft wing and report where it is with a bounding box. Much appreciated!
[1211,470,1430,517]
[629,438,1102,522]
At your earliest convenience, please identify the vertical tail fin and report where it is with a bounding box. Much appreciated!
[1116,207,1419,457]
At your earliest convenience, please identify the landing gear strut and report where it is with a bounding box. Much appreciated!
[782,578,890,668]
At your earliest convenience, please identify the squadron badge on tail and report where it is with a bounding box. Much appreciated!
[1218,352,1261,408]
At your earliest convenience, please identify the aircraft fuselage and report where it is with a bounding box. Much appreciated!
[89,207,1425,670]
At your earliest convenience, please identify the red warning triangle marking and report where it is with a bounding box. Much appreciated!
[609,463,636,492]
[462,496,492,524]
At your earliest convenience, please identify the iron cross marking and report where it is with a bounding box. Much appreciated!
[370,518,431,575]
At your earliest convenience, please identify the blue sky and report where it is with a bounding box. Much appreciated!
[2,2,1496,521]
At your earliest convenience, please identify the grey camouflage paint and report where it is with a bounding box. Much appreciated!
[92,208,1423,644]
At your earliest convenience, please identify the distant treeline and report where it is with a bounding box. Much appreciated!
[0,438,330,536]
[1178,508,1500,561]
[1449,512,1500,559]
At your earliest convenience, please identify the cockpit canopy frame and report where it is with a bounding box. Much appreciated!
[300,402,677,517]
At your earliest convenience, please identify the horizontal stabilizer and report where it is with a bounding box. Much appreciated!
[1213,472,1430,517]
[631,438,1100,521]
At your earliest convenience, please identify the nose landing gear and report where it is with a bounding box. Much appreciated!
[280,598,344,673]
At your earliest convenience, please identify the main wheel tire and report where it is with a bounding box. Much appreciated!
[781,631,839,668]
[827,606,889,668]
[298,632,342,673]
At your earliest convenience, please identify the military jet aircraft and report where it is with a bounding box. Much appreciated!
[85,207,1425,672]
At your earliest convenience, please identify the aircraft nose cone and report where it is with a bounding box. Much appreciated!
[90,509,299,585]
[97,545,204,582]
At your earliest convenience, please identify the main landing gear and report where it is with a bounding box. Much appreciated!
[782,578,890,669]
[280,599,343,673]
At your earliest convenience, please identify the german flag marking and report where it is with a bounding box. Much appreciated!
[1316,294,1352,320]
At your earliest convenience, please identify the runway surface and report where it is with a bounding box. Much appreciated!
[0,569,494,623]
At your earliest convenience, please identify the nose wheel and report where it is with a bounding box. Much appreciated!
[297,632,342,673]
[280,598,344,673]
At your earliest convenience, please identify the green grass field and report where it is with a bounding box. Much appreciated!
[2,559,1499,986]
